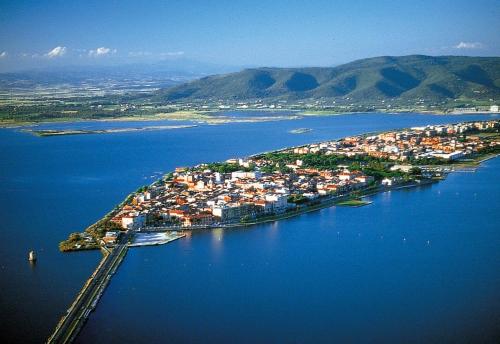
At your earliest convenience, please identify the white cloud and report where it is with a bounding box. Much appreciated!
[454,42,484,49]
[88,47,117,57]
[0,51,7,58]
[46,46,67,58]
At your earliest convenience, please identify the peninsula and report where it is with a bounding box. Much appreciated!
[50,118,499,343]
[60,119,499,251]
[22,124,197,136]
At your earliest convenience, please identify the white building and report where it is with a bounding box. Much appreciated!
[121,213,146,230]
[214,172,222,183]
[390,165,413,173]
[238,159,251,168]
[212,203,253,222]
[430,151,464,161]
[231,171,262,180]
[265,194,289,212]
[195,180,206,190]
[381,178,394,186]
[338,173,355,181]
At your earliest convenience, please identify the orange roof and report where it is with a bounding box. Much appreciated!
[169,209,186,215]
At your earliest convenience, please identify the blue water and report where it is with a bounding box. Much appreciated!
[1,113,499,343]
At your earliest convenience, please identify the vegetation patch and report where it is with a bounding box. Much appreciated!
[336,199,372,207]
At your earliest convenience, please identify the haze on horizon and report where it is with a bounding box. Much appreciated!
[0,0,499,73]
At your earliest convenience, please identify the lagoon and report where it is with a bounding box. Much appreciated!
[1,112,499,343]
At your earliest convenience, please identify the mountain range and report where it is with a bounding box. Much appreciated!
[156,55,500,103]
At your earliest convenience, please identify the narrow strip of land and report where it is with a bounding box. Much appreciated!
[47,234,129,344]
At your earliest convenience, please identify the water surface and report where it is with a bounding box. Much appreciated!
[79,157,500,343]
[1,112,498,343]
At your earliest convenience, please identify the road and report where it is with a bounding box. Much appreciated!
[47,234,129,344]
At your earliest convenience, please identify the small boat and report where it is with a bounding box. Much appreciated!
[28,250,37,262]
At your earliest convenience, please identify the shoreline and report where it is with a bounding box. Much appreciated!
[215,180,436,230]
[97,180,435,246]
[22,124,198,137]
[111,178,438,237]
[61,154,498,252]
[58,121,499,252]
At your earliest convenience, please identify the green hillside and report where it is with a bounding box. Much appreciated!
[156,55,500,104]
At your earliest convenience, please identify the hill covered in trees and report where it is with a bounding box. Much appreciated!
[156,55,500,104]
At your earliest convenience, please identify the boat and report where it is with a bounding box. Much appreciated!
[28,250,37,262]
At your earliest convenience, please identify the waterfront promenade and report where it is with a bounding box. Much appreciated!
[47,234,129,344]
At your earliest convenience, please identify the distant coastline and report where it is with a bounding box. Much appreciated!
[22,124,197,136]
[2,109,497,131]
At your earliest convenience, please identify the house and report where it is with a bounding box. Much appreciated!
[355,175,374,184]
[231,171,262,180]
[101,231,119,246]
[430,151,464,161]
[381,177,403,187]
[338,173,355,181]
[212,203,255,222]
[183,213,214,227]
[381,178,394,186]
[265,194,289,212]
[390,165,413,173]
[121,213,146,230]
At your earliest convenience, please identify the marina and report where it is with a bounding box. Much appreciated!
[129,232,186,247]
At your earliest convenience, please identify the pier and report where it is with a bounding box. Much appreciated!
[47,234,129,344]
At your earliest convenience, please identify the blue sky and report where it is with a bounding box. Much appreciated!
[0,0,498,71]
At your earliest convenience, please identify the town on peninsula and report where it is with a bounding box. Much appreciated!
[59,119,500,252]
